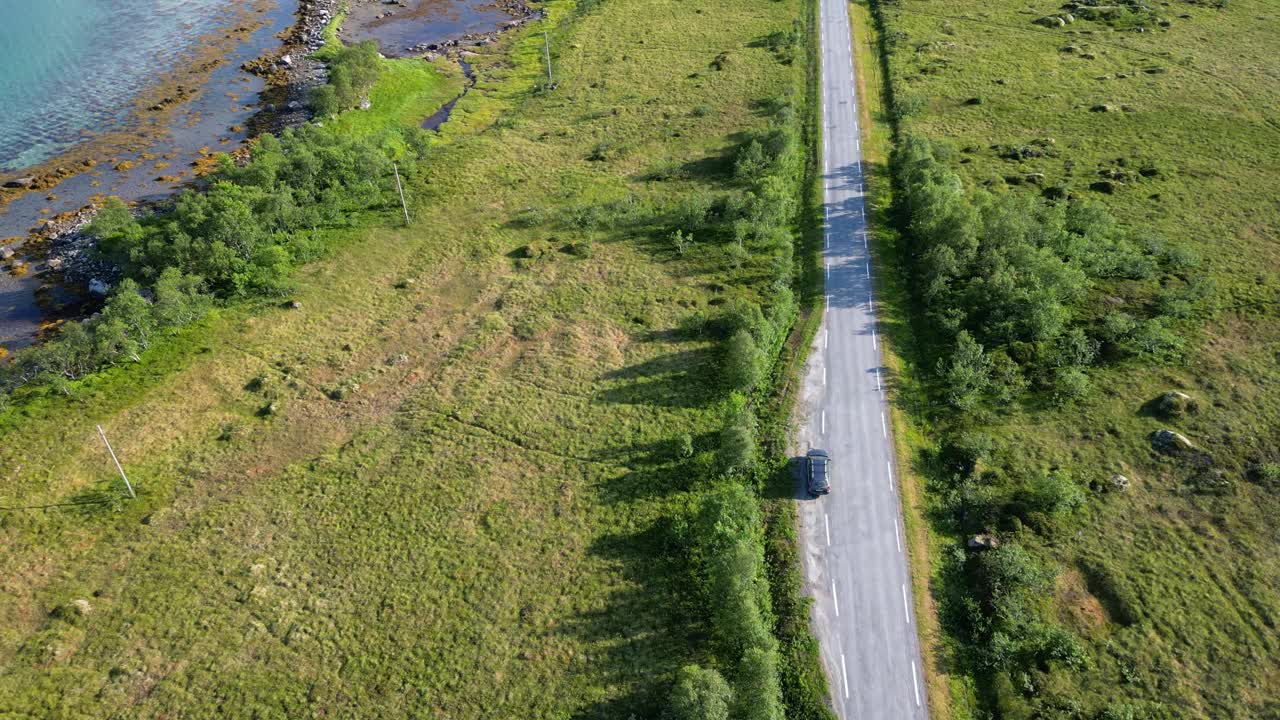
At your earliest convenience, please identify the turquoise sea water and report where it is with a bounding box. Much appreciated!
[0,0,239,171]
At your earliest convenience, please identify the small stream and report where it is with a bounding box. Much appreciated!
[422,60,475,131]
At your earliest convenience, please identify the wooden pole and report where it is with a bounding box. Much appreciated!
[96,425,135,499]
[393,162,410,226]
[543,31,553,85]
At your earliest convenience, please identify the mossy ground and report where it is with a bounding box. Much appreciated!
[866,0,1280,716]
[0,0,812,716]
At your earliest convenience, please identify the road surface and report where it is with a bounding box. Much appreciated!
[795,0,931,717]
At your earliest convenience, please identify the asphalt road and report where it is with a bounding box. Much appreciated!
[794,0,931,717]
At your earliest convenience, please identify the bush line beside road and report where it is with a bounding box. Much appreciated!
[864,0,1224,714]
[665,0,836,714]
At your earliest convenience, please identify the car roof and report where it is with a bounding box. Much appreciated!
[808,448,829,458]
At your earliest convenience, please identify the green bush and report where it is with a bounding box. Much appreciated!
[717,422,757,474]
[312,40,383,113]
[724,330,765,391]
[665,665,733,720]
[734,645,784,720]
[939,331,992,411]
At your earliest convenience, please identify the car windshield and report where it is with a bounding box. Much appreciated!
[813,458,829,486]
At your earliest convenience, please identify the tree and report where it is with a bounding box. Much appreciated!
[939,331,993,411]
[1052,366,1089,404]
[153,269,210,328]
[734,645,784,720]
[308,84,339,117]
[665,665,732,720]
[95,280,156,363]
[717,422,756,475]
[1052,327,1098,368]
[724,330,764,391]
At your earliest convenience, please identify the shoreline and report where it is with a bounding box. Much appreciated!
[0,0,542,350]
[0,0,281,219]
[0,0,316,348]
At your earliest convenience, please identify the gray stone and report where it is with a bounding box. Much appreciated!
[1155,391,1196,417]
[967,534,1000,550]
[1110,474,1130,492]
[3,177,35,189]
[88,278,109,296]
[1152,429,1194,453]
[0,247,14,261]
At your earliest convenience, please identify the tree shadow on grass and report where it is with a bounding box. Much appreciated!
[593,432,721,506]
[597,347,721,409]
[558,518,705,719]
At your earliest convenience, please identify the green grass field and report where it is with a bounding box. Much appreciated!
[0,0,815,716]
[866,0,1280,717]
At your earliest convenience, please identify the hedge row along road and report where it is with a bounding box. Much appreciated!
[797,0,929,717]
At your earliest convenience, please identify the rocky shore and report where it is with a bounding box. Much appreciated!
[5,0,547,347]
[344,0,542,57]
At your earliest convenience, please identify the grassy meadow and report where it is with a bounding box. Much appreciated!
[863,0,1280,717]
[0,0,820,717]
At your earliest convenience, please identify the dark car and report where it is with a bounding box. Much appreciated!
[806,449,831,496]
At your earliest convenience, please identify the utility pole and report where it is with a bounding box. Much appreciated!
[96,425,135,499]
[543,30,554,85]
[393,162,410,226]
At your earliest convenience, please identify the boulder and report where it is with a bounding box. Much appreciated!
[1034,15,1067,27]
[0,247,14,261]
[1090,103,1117,113]
[88,278,109,296]
[1155,391,1197,417]
[1109,474,1130,492]
[967,534,1000,550]
[3,177,35,189]
[1090,180,1120,194]
[1152,429,1194,453]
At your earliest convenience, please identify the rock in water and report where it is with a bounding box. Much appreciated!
[88,278,109,296]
